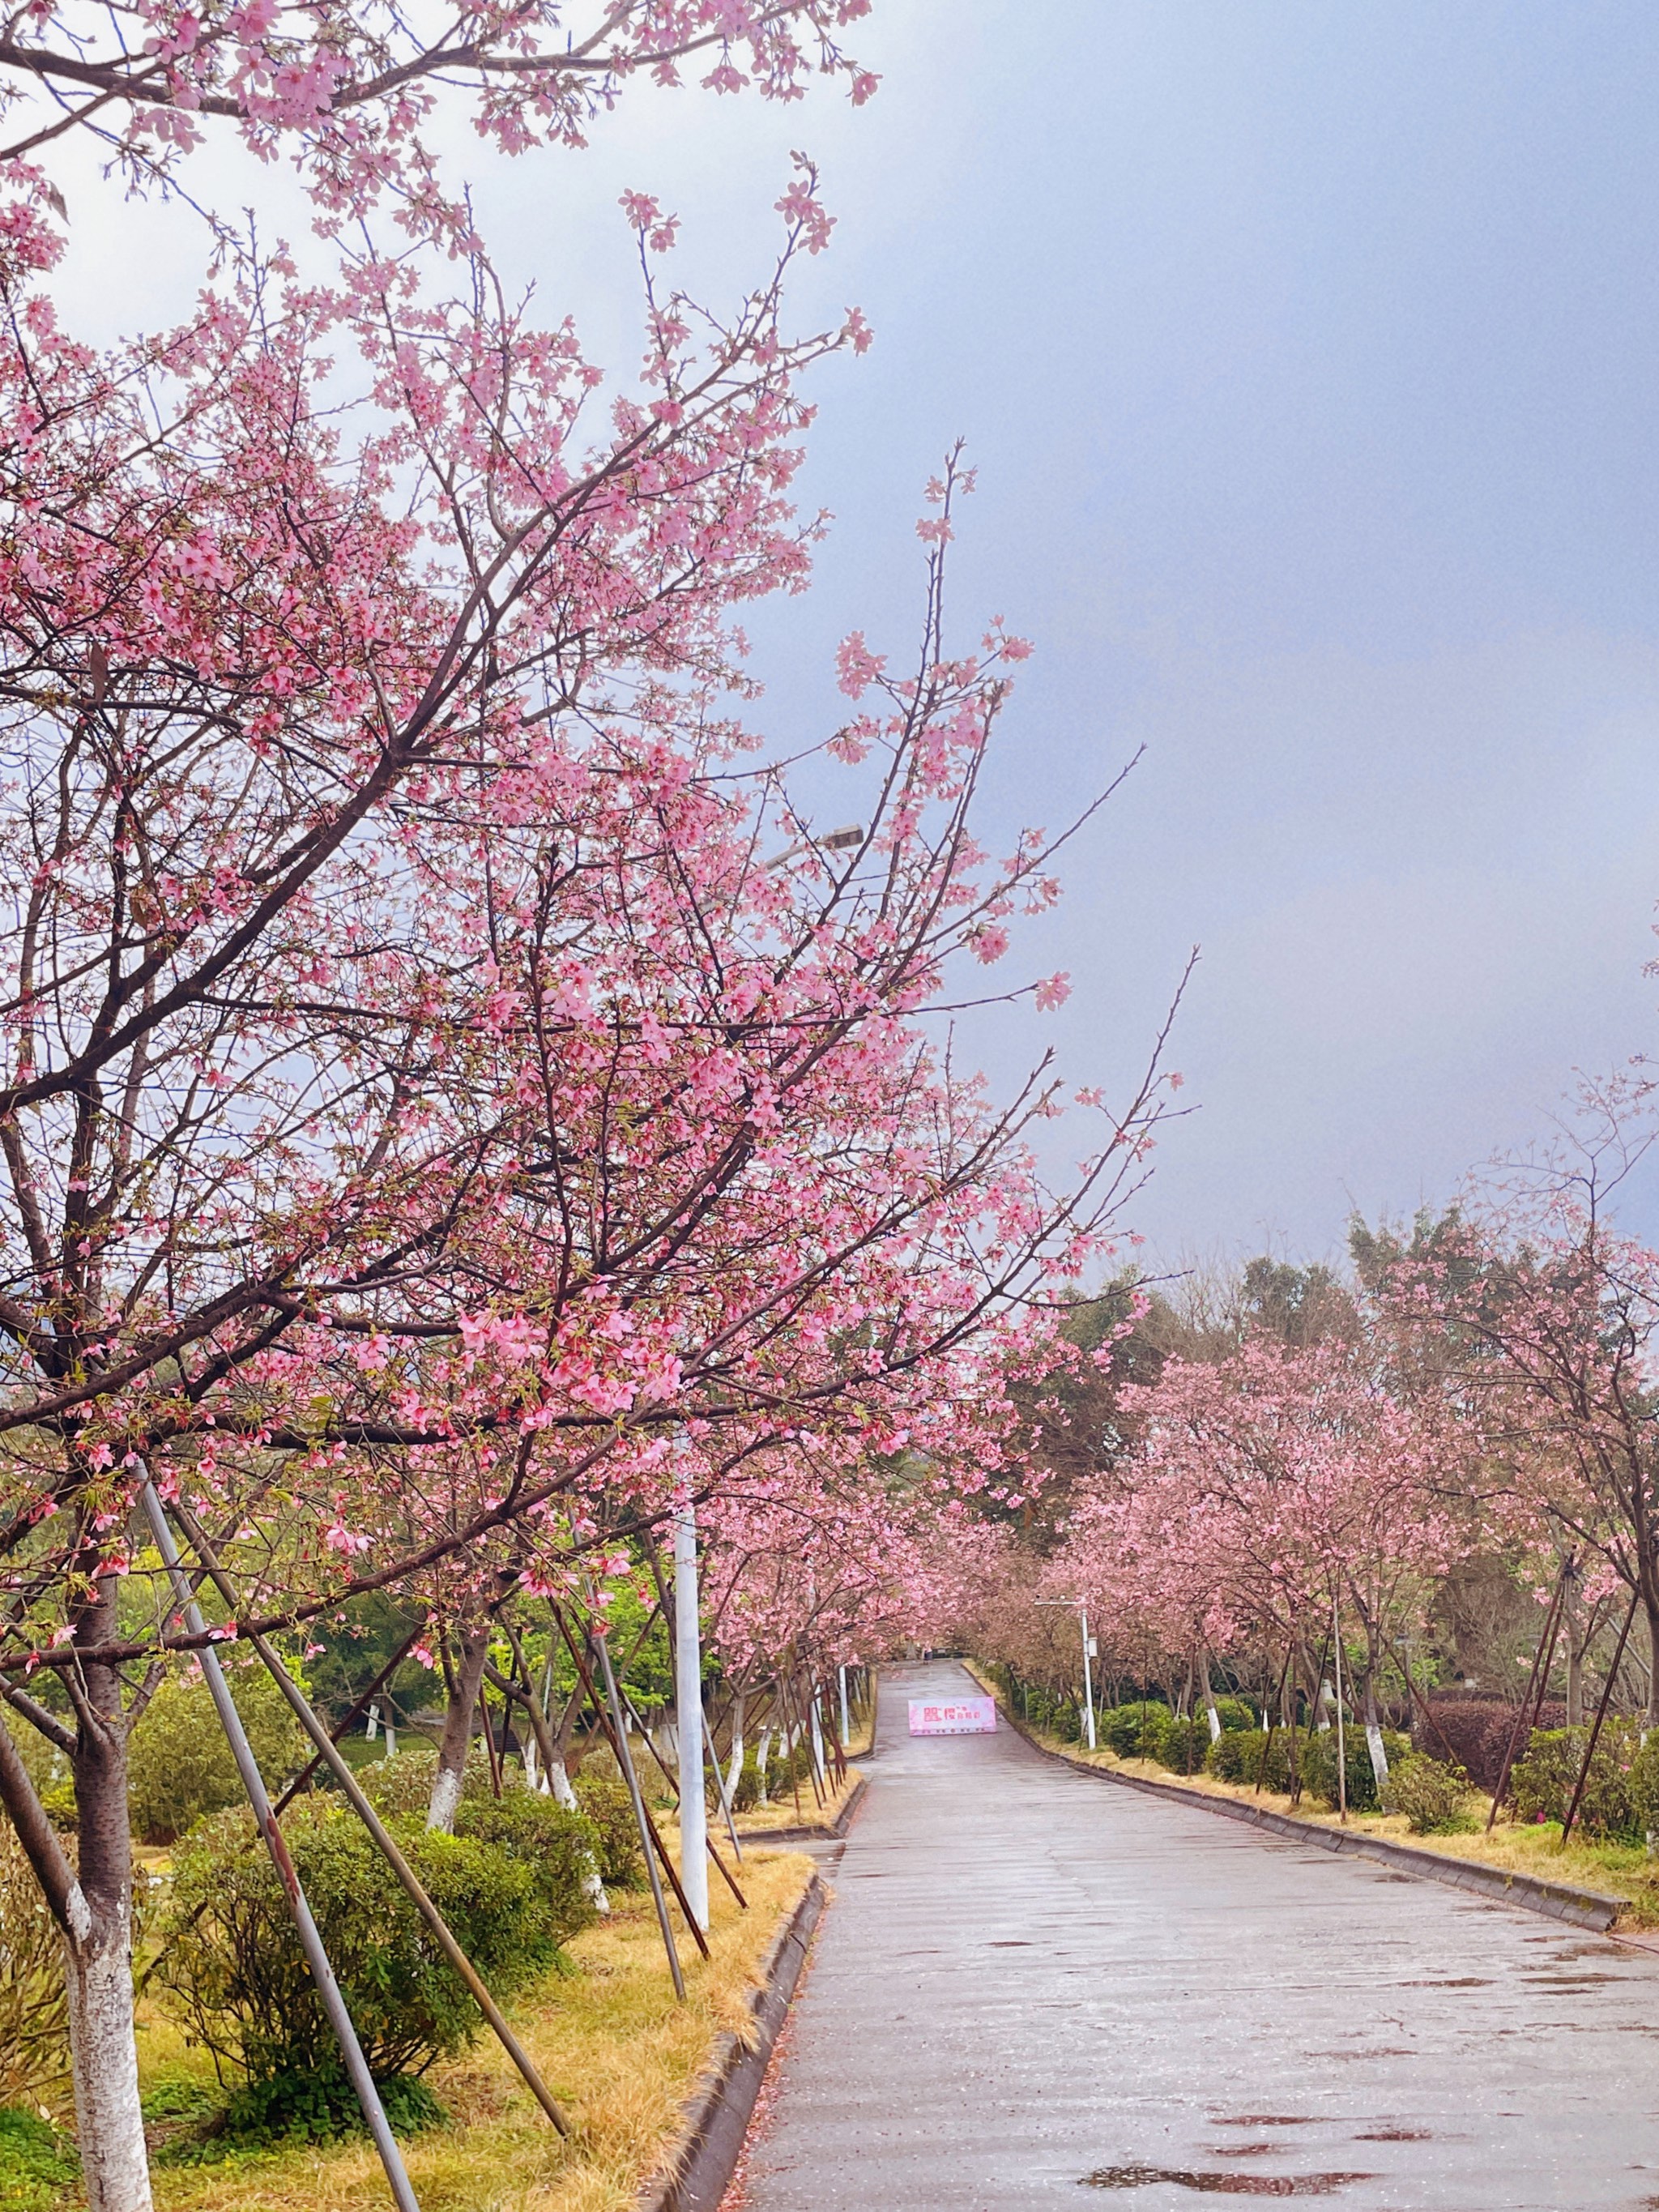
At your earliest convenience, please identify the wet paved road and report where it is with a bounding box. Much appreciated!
[736,1659,1659,2212]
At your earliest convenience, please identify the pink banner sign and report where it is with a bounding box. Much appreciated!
[908,1695,997,1736]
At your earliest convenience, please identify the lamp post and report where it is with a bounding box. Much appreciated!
[674,1503,710,1932]
[1037,1597,1097,1750]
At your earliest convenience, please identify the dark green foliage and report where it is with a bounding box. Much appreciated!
[1203,1727,1299,1792]
[1099,1702,1170,1759]
[126,1659,308,1844]
[158,1796,578,2131]
[452,1787,599,1935]
[299,1595,426,1733]
[221,2066,444,2146]
[572,1770,646,1889]
[1211,1696,1256,1733]
[1380,1753,1474,1834]
[1511,1722,1644,1840]
[0,2106,78,2212]
[1629,1734,1659,1838]
[1153,1717,1211,1775]
[1296,1727,1410,1813]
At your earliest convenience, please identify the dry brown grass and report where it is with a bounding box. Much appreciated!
[136,1846,812,2212]
[962,1660,1659,1929]
[730,1762,862,1836]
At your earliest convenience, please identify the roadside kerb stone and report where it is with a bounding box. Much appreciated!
[635,1871,824,2212]
[736,1770,868,1847]
[983,1680,1623,1932]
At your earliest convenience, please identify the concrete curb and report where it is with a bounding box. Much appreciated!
[736,1769,868,1847]
[635,1871,825,2212]
[982,1685,1623,1934]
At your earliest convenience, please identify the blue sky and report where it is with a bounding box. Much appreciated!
[53,2,1659,1269]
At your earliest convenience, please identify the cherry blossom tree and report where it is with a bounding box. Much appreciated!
[1056,1336,1463,1779]
[1363,1089,1659,1727]
[0,79,1178,2211]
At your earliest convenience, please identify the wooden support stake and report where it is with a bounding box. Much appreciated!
[166,1501,572,2136]
[143,1488,424,2207]
[1488,1557,1573,1832]
[548,1605,711,1965]
[1561,1583,1640,1847]
[272,1624,424,1818]
[1255,1641,1297,1796]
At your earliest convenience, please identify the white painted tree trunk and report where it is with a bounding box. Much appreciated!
[756,1724,774,1804]
[428,1621,491,1831]
[808,1688,826,1791]
[64,1909,151,2212]
[1365,1720,1390,1790]
[1200,1651,1222,1743]
[725,1690,746,1800]
[545,1757,609,1912]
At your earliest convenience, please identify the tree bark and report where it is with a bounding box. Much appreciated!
[1198,1649,1222,1743]
[725,1688,746,1798]
[428,1620,492,1832]
[66,1576,151,2212]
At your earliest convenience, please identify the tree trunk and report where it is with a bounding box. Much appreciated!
[67,1576,152,2212]
[1644,1579,1659,1727]
[1198,1650,1222,1744]
[428,1621,492,1831]
[1361,1661,1389,1791]
[725,1689,746,1799]
[1566,1595,1584,1727]
[756,1723,774,1804]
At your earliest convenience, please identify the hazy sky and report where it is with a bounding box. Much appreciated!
[53,2,1659,1270]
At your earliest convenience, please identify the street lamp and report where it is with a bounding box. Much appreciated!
[1037,1597,1097,1750]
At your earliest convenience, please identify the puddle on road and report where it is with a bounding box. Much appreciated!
[1082,2165,1375,2196]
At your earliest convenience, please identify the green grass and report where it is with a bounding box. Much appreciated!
[0,2107,79,2212]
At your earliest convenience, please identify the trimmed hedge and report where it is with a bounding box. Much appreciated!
[1415,1698,1567,1791]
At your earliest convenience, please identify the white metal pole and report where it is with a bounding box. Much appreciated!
[674,1505,710,1931]
[1081,1607,1097,1751]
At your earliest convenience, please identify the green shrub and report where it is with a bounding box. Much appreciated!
[452,1787,598,1939]
[158,1799,562,2138]
[126,1659,308,1845]
[1099,1702,1171,1759]
[1204,1726,1299,1791]
[1380,1753,1475,1834]
[1297,1727,1410,1813]
[1213,1696,1256,1733]
[572,1770,645,1890]
[1511,1721,1644,1840]
[1628,1732,1659,1840]
[352,1739,452,1821]
[1153,1717,1211,1776]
